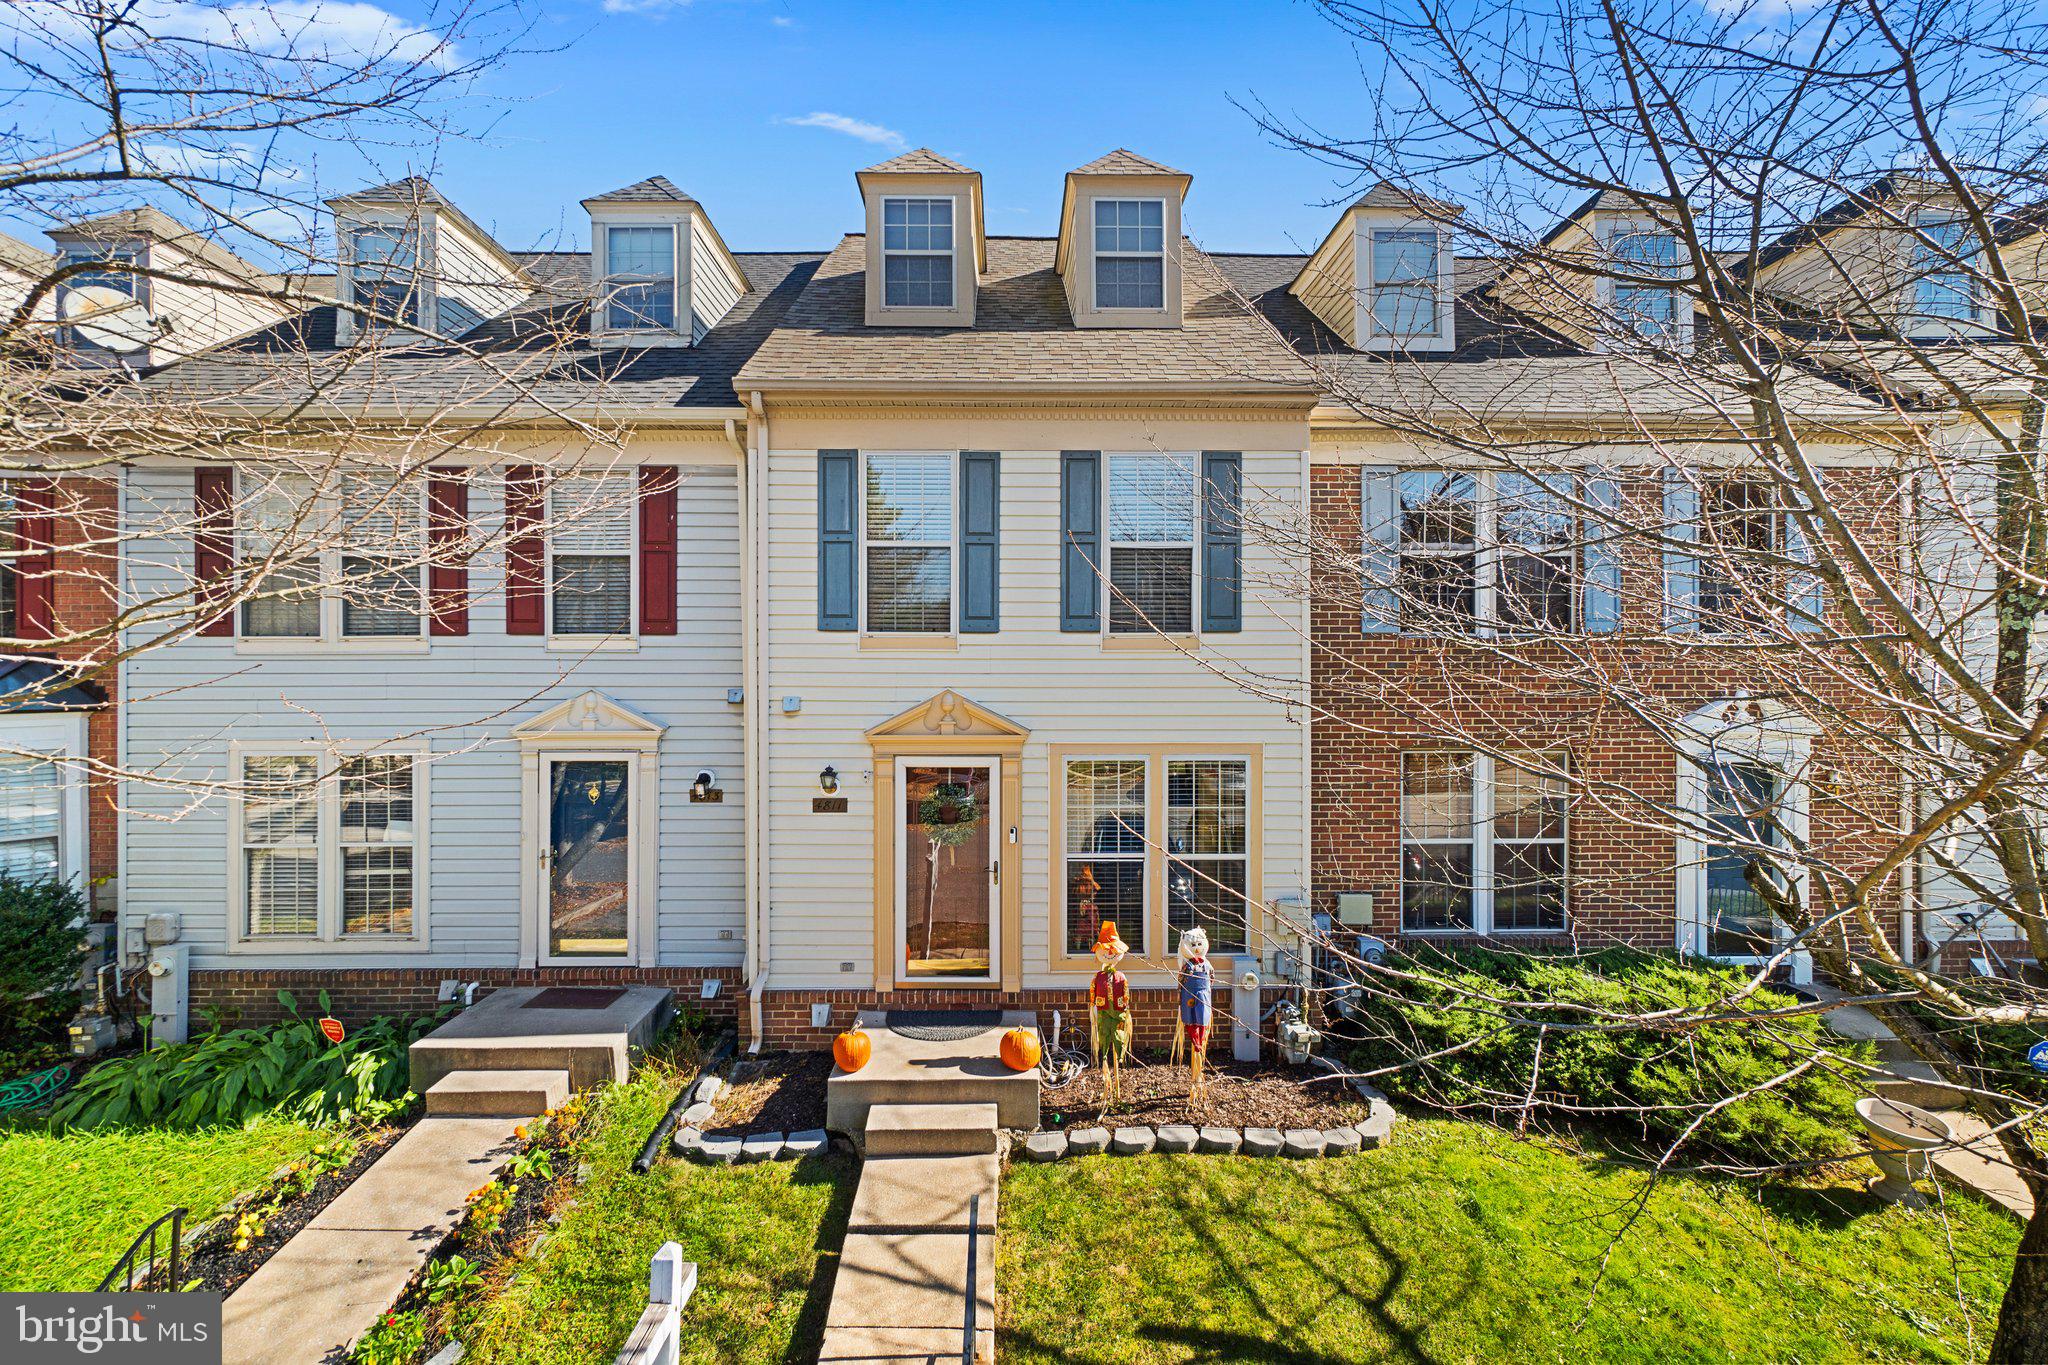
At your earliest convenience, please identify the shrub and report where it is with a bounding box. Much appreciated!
[49,991,448,1131]
[351,1309,426,1365]
[0,873,89,1073]
[1346,946,1866,1165]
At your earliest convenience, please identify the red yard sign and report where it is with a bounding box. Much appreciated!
[318,1017,346,1044]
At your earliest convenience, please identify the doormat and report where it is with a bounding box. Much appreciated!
[526,987,627,1010]
[884,1009,1003,1042]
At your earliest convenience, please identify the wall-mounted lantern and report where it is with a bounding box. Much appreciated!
[819,765,840,795]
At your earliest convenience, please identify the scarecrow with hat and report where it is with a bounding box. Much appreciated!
[1171,925,1215,1104]
[1088,920,1133,1110]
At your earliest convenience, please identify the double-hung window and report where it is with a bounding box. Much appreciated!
[1495,474,1577,631]
[239,474,426,643]
[1701,761,1784,957]
[1063,758,1149,957]
[863,452,953,633]
[548,473,635,635]
[882,198,954,309]
[1697,479,1778,633]
[1611,229,1682,341]
[1369,229,1442,339]
[239,749,421,942]
[0,755,64,879]
[1094,199,1166,309]
[350,225,420,327]
[603,226,677,331]
[1397,472,1478,631]
[1166,759,1249,952]
[1107,454,1196,633]
[1912,213,1977,327]
[1401,750,1567,933]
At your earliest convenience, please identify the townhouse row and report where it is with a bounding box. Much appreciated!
[3,147,2012,1045]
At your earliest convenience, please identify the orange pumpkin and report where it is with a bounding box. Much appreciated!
[833,1023,871,1073]
[999,1025,1042,1072]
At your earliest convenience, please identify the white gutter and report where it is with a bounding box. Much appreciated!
[743,392,771,1052]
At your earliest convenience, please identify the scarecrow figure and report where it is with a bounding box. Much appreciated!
[1088,920,1132,1111]
[1171,926,1215,1103]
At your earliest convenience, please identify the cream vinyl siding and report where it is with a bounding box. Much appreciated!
[1491,218,1602,347]
[689,215,744,342]
[431,215,528,331]
[131,238,297,365]
[118,452,746,971]
[760,418,1308,990]
[1291,218,1359,345]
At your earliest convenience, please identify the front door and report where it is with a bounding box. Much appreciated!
[547,757,633,960]
[897,758,998,982]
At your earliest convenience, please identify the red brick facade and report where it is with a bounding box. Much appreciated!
[188,965,746,1030]
[1308,463,1905,954]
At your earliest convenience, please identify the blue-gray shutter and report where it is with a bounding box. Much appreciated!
[960,450,1000,633]
[1662,467,1700,633]
[817,450,857,631]
[1200,451,1242,633]
[1782,501,1826,633]
[1060,451,1101,632]
[1580,471,1622,633]
[1360,466,1400,633]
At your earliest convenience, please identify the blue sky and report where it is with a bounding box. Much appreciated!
[361,0,1376,257]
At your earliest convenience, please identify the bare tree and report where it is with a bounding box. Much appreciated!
[1204,0,2048,1354]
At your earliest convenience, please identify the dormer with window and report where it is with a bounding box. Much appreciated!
[331,178,529,346]
[1903,208,1985,337]
[856,149,984,328]
[1290,183,1460,351]
[583,176,749,348]
[1491,189,1691,351]
[1055,150,1191,329]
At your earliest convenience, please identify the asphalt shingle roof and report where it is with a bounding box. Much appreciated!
[1072,149,1186,178]
[333,176,452,207]
[861,149,973,175]
[139,250,821,413]
[584,176,695,205]
[735,235,1312,390]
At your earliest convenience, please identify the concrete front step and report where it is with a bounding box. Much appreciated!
[848,1152,1000,1233]
[825,1231,996,1335]
[817,1325,994,1363]
[864,1103,999,1157]
[424,1068,569,1118]
[408,985,671,1095]
[826,1011,1039,1139]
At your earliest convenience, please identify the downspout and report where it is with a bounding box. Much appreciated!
[742,395,772,1051]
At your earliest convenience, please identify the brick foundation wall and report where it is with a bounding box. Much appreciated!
[189,965,745,1030]
[1307,465,1905,953]
[759,985,1291,1055]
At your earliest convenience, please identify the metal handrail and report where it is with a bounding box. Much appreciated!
[962,1193,980,1365]
[97,1206,187,1293]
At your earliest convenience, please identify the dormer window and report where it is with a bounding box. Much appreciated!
[881,197,955,309]
[1368,229,1442,338]
[59,245,140,299]
[1093,199,1166,309]
[1610,229,1682,341]
[349,223,420,327]
[602,225,677,330]
[1911,212,1977,328]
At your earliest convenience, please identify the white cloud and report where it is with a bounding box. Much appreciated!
[770,14,794,26]
[24,1,462,72]
[601,0,694,13]
[776,111,905,148]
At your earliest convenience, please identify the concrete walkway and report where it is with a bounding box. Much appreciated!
[222,1116,520,1364]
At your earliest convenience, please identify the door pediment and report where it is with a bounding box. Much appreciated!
[866,690,1028,745]
[512,690,666,748]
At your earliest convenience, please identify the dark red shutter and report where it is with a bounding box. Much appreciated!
[504,465,545,636]
[193,467,235,637]
[638,465,678,635]
[13,479,55,641]
[427,469,469,636]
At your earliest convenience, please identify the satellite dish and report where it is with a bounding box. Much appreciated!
[58,284,157,353]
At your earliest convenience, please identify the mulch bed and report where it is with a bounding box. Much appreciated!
[180,1123,408,1295]
[705,1051,832,1136]
[1040,1052,1367,1130]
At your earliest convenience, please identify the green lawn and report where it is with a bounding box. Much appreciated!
[0,1119,326,1291]
[999,1119,2021,1365]
[459,1054,857,1365]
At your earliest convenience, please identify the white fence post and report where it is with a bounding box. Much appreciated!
[617,1242,697,1365]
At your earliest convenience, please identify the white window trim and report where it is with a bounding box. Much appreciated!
[1060,753,1154,962]
[1399,749,1569,935]
[1906,209,1985,339]
[1594,218,1692,351]
[593,219,685,339]
[0,712,90,893]
[1091,197,1169,313]
[1103,450,1199,638]
[225,740,432,954]
[545,473,640,645]
[1359,222,1455,351]
[234,482,431,653]
[339,213,435,346]
[879,196,958,312]
[1394,469,1584,636]
[1674,696,1813,983]
[860,450,957,638]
